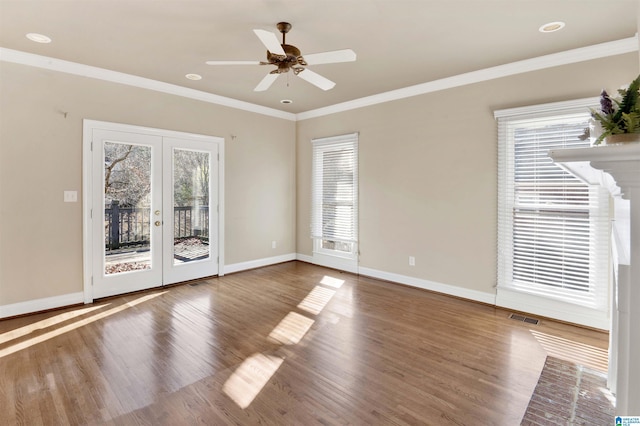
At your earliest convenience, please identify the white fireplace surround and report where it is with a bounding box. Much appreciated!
[549,143,640,416]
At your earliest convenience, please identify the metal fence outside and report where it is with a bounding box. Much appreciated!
[105,201,209,250]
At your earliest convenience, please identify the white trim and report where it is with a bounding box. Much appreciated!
[84,119,227,142]
[82,122,93,303]
[223,253,297,275]
[494,97,601,119]
[297,37,638,121]
[358,266,497,305]
[217,141,226,276]
[0,292,84,319]
[0,48,296,121]
[1,37,636,122]
[311,132,360,145]
[305,252,359,274]
[496,287,609,330]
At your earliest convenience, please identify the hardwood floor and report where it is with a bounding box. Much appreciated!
[0,261,609,425]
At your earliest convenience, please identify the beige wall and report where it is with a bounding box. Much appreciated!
[0,62,296,306]
[2,51,638,310]
[297,53,639,295]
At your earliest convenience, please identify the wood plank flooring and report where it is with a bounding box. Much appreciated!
[0,261,609,425]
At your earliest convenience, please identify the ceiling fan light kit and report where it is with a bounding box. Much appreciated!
[206,22,356,92]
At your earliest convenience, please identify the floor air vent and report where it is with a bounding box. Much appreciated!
[509,313,540,325]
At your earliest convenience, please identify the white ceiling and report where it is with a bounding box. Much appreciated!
[1,0,638,114]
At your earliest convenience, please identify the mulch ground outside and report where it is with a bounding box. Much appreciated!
[104,238,209,273]
[521,356,615,425]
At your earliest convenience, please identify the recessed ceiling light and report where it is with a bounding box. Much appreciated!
[185,73,202,80]
[539,21,565,33]
[280,99,293,104]
[26,33,52,43]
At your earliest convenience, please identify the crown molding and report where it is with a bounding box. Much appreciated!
[493,96,600,119]
[296,36,639,121]
[0,47,297,121]
[1,36,637,123]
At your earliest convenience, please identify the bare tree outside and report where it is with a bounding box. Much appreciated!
[104,142,151,208]
[104,142,152,274]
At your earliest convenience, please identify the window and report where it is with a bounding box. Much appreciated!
[496,100,610,328]
[311,133,358,265]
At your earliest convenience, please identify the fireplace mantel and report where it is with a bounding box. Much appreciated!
[550,143,640,198]
[549,143,640,416]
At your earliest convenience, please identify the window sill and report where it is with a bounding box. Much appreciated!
[311,251,358,274]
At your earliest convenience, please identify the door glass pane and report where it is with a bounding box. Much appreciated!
[103,142,152,274]
[172,149,210,265]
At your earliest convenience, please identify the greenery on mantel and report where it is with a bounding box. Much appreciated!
[587,74,640,145]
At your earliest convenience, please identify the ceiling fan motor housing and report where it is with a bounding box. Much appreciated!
[266,44,306,73]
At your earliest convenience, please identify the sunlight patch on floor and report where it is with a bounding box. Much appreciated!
[320,275,345,288]
[223,274,345,409]
[268,311,315,345]
[0,304,108,345]
[297,286,336,315]
[0,292,167,358]
[222,353,284,409]
[530,329,609,372]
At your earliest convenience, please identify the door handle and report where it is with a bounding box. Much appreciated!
[154,221,161,226]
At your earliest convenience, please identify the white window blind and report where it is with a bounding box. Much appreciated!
[497,106,609,311]
[311,133,358,255]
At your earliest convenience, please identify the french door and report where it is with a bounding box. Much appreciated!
[84,122,223,300]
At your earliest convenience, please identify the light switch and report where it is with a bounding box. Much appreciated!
[64,190,78,202]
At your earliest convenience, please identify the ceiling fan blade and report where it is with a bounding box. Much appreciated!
[296,68,336,91]
[254,73,279,92]
[206,60,261,65]
[253,29,286,56]
[303,49,357,65]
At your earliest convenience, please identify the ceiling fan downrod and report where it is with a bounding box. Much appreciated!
[277,22,292,45]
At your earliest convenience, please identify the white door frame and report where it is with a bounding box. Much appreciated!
[82,119,225,303]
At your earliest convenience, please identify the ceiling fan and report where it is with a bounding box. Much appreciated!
[206,22,356,92]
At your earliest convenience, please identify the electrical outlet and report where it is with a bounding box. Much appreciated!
[272,241,277,249]
[64,190,78,202]
[409,256,415,266]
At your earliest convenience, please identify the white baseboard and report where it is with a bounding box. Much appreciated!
[358,266,497,305]
[224,253,297,275]
[296,253,314,263]
[296,253,496,305]
[0,292,84,319]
